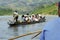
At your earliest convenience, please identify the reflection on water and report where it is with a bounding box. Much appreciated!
[8,26,19,36]
[0,15,58,40]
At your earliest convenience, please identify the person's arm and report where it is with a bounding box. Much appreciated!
[40,19,54,40]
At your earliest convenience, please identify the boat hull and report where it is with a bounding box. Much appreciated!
[8,17,46,26]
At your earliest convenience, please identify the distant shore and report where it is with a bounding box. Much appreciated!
[0,14,57,17]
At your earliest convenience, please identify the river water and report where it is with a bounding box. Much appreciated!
[0,15,58,40]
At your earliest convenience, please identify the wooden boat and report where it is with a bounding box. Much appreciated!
[8,17,46,26]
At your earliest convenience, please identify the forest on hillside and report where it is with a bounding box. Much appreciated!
[0,0,59,15]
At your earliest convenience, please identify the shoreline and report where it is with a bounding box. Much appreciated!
[0,15,58,17]
[0,15,57,16]
[0,14,57,16]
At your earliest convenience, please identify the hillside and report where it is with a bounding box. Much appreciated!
[0,3,58,15]
[0,0,57,11]
[0,0,59,15]
[30,3,58,15]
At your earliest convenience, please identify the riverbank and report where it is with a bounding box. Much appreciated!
[0,12,58,16]
[0,3,57,16]
[0,14,57,16]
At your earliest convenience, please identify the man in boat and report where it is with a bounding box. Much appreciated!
[13,11,19,22]
[38,14,42,19]
[22,13,29,20]
[22,13,31,22]
[25,14,33,22]
[40,2,60,40]
[35,14,42,20]
[31,14,39,22]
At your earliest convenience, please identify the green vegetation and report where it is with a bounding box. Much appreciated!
[0,3,58,15]
[0,8,13,15]
[30,4,58,15]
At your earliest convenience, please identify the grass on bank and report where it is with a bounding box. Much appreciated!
[0,3,58,15]
[30,4,58,15]
[0,8,13,15]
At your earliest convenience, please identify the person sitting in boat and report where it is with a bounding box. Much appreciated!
[26,13,29,16]
[28,16,32,21]
[35,14,38,18]
[22,13,31,22]
[42,15,45,19]
[38,14,42,19]
[31,14,39,22]
[22,13,29,18]
[24,16,31,22]
[13,11,19,22]
[22,15,24,18]
[22,14,28,22]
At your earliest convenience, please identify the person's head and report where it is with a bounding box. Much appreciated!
[32,14,35,17]
[22,15,24,18]
[26,13,29,15]
[58,2,60,17]
[14,10,17,13]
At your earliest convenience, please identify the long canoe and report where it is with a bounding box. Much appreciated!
[8,17,46,26]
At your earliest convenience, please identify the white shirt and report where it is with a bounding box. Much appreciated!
[13,12,18,17]
[38,14,42,16]
[14,12,18,15]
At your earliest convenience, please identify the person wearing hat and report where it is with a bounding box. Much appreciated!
[13,11,19,22]
[40,2,60,40]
